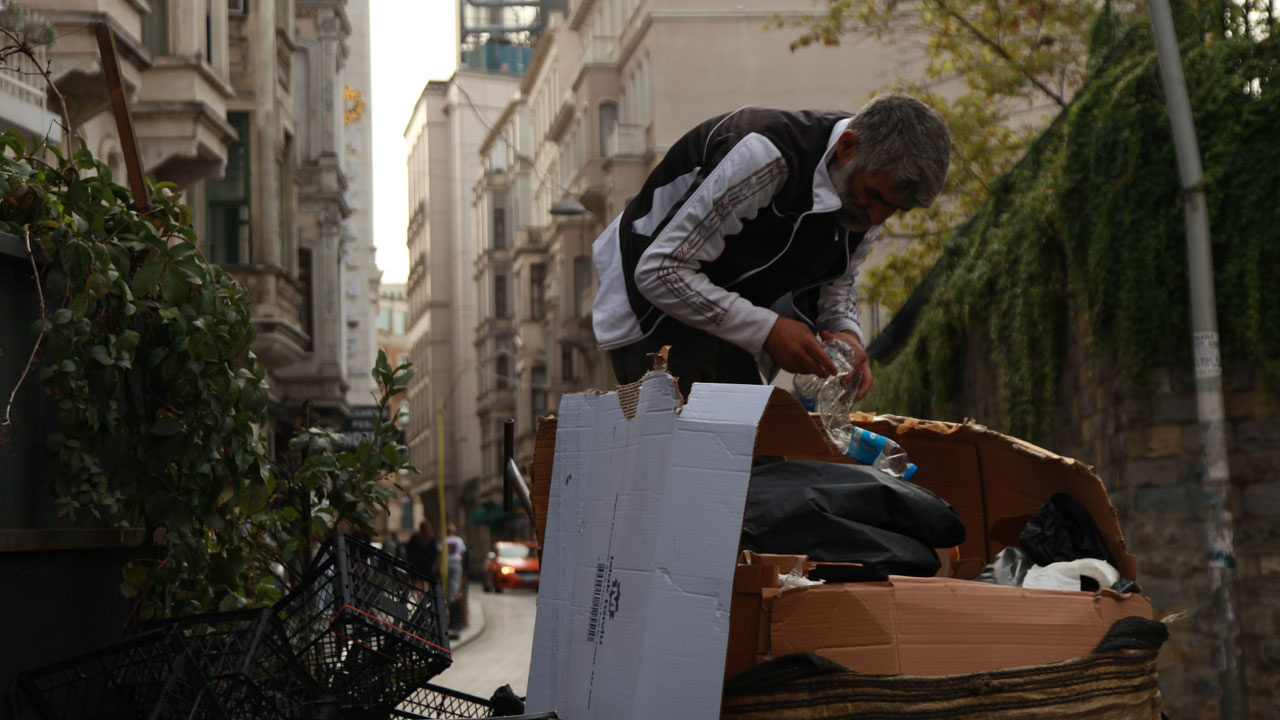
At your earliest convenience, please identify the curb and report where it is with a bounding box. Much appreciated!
[449,583,487,651]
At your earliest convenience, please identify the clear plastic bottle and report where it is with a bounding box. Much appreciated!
[791,340,918,481]
[843,426,918,481]
[791,339,860,446]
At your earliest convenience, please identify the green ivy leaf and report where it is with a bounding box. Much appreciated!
[238,482,270,516]
[151,416,182,435]
[161,266,189,304]
[131,261,164,296]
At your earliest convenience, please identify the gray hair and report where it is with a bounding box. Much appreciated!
[848,94,951,209]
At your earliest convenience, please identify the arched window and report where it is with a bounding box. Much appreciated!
[598,100,618,156]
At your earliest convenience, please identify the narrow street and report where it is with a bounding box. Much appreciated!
[430,583,538,700]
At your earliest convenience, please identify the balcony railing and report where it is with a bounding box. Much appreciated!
[0,39,48,108]
[605,123,646,158]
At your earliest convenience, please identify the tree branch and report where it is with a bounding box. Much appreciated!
[2,227,47,429]
[0,23,74,154]
[928,0,1069,108]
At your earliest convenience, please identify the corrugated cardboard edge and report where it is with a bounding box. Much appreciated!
[851,412,1137,581]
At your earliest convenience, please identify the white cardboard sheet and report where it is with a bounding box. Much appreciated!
[526,373,776,719]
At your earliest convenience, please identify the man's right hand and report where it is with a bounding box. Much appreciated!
[764,316,838,377]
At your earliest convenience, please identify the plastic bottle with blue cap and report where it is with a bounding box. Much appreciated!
[791,338,918,481]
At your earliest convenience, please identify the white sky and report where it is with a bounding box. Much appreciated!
[370,1,458,284]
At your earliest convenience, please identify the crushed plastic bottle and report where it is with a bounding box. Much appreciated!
[791,339,860,444]
[791,339,918,481]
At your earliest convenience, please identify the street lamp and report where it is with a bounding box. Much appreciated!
[549,194,588,217]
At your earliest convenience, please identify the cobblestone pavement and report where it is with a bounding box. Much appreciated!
[430,582,537,700]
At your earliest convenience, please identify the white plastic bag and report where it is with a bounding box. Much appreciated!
[1023,557,1120,591]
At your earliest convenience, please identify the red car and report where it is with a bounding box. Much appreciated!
[482,540,540,592]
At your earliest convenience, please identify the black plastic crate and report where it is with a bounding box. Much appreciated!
[276,532,452,710]
[146,608,318,720]
[18,628,226,720]
[390,683,494,719]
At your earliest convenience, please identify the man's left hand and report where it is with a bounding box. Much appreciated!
[820,330,873,401]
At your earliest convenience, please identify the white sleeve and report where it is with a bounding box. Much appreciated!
[814,227,877,347]
[633,133,789,355]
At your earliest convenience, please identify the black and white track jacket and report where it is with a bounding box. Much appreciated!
[592,107,876,357]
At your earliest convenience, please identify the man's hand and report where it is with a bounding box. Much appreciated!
[821,330,873,401]
[764,316,839,377]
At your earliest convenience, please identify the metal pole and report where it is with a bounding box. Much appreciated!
[94,22,150,211]
[1147,3,1248,716]
[502,418,515,513]
[436,398,448,599]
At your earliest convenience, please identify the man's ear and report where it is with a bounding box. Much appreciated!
[835,130,859,165]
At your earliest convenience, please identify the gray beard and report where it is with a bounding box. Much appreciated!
[828,161,872,232]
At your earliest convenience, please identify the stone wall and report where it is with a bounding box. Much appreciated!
[957,310,1279,717]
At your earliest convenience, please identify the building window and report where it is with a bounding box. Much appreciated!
[599,100,617,156]
[496,354,510,389]
[561,345,575,382]
[493,206,507,250]
[531,363,548,419]
[392,310,406,336]
[207,112,251,265]
[495,275,508,319]
[205,0,213,64]
[378,306,392,332]
[298,247,314,350]
[573,256,591,318]
[400,496,413,532]
[142,0,169,56]
[229,0,248,14]
[530,263,546,320]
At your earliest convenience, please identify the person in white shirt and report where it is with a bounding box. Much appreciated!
[444,523,467,607]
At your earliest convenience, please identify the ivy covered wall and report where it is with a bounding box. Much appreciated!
[863,21,1280,715]
[866,28,1279,440]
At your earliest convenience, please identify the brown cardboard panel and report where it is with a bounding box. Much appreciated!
[770,582,902,673]
[726,564,779,679]
[753,391,849,460]
[740,551,809,577]
[851,413,1138,580]
[531,415,558,547]
[890,438,987,566]
[767,578,1153,677]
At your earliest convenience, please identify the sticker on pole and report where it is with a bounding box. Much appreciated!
[1193,332,1221,379]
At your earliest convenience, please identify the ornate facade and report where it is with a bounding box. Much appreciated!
[12,0,381,446]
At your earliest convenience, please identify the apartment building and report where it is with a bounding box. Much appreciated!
[342,0,381,409]
[10,0,381,450]
[372,282,412,541]
[470,0,940,467]
[403,71,521,547]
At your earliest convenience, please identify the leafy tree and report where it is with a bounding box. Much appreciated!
[774,0,1133,311]
[1,12,414,616]
[1,130,415,618]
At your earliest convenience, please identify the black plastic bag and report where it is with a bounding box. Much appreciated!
[740,459,966,578]
[1019,493,1111,567]
[1016,493,1142,594]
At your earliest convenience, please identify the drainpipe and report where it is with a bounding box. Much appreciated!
[1146,2,1248,716]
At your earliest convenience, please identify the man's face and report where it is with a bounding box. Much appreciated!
[830,161,909,232]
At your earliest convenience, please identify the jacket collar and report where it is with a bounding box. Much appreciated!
[811,116,852,213]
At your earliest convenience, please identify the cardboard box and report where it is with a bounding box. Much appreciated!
[768,576,1150,676]
[526,372,1151,720]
